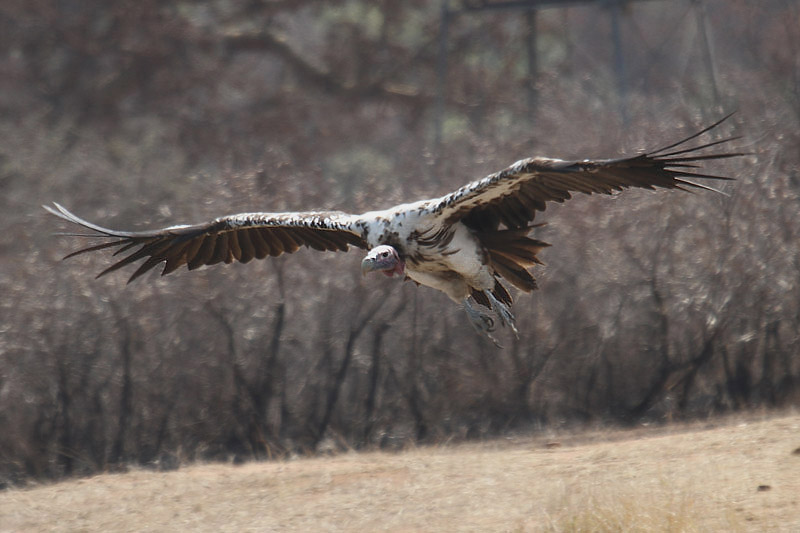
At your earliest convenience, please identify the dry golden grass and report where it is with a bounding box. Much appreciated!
[2,412,799,532]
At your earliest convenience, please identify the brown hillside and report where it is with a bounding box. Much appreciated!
[2,412,799,532]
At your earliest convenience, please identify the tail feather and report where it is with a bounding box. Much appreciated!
[490,253,539,292]
[476,227,549,293]
[470,278,513,308]
[489,247,542,268]
[471,289,490,308]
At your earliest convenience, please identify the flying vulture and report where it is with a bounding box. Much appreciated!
[46,116,740,344]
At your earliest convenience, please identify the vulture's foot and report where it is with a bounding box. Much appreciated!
[484,290,519,338]
[463,298,503,347]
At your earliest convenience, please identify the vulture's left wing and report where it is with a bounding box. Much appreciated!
[44,203,368,283]
[428,115,742,231]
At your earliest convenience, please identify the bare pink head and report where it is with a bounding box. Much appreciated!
[361,245,405,278]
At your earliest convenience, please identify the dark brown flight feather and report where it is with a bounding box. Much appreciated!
[439,113,742,232]
[44,203,367,283]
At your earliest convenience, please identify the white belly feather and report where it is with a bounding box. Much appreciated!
[404,223,494,302]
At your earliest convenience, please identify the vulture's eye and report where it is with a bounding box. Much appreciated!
[381,251,389,258]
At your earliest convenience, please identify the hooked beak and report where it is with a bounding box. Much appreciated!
[361,256,376,277]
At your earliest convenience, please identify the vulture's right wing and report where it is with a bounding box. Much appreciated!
[44,203,368,283]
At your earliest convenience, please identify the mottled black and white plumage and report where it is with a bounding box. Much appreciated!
[46,116,740,344]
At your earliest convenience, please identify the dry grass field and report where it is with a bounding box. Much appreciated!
[2,411,799,532]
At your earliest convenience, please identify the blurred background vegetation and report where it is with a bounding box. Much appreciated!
[1,0,797,485]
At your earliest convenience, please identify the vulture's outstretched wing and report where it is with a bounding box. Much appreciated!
[429,114,742,231]
[44,203,367,283]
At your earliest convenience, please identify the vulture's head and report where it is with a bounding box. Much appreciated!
[361,245,405,278]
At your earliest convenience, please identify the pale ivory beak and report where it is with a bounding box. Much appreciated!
[361,257,375,276]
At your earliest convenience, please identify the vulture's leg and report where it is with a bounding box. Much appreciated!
[463,298,502,347]
[463,297,494,332]
[484,290,519,338]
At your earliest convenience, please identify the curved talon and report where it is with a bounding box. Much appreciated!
[484,290,518,338]
[463,297,502,346]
